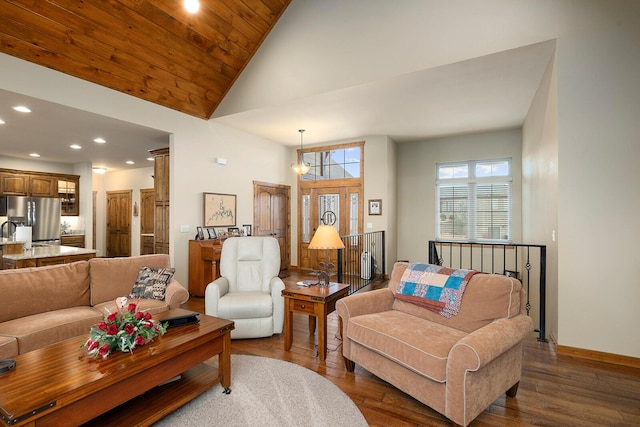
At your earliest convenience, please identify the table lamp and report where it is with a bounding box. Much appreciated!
[308,224,345,286]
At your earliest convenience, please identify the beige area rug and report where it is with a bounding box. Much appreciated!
[154,354,368,427]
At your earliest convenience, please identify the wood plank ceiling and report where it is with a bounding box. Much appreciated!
[0,0,290,119]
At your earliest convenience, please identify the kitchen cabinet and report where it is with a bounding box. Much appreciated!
[58,178,79,216]
[29,175,58,197]
[3,253,95,269]
[0,169,80,215]
[0,172,58,197]
[60,234,85,248]
[150,147,169,254]
[141,235,154,255]
[0,173,29,195]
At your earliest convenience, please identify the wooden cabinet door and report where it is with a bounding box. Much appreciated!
[151,148,169,254]
[29,175,58,197]
[253,181,290,272]
[58,178,79,215]
[106,190,132,257]
[140,188,155,235]
[0,173,29,196]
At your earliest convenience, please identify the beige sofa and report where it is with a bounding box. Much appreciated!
[337,262,533,426]
[0,254,189,358]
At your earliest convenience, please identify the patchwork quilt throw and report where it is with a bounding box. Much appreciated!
[395,263,478,318]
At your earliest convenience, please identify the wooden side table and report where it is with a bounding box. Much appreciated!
[282,283,350,361]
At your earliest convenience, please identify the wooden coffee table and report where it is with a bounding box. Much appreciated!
[0,310,234,427]
[282,282,350,361]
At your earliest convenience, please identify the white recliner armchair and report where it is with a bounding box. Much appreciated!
[205,236,285,339]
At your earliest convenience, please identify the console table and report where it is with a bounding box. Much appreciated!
[188,239,222,296]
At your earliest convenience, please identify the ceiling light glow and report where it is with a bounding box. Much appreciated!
[13,106,31,113]
[70,144,82,149]
[0,118,5,125]
[94,138,106,143]
[126,160,135,165]
[147,157,154,161]
[92,167,107,174]
[184,0,200,13]
[29,153,40,157]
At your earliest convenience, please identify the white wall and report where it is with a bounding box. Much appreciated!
[396,128,523,262]
[522,51,559,342]
[555,5,640,357]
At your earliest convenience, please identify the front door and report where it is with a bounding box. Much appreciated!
[299,185,362,272]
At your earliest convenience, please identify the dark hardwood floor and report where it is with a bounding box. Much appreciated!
[182,272,640,426]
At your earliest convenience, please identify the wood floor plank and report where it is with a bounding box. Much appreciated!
[182,272,640,426]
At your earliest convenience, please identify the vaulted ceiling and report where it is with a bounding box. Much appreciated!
[0,0,290,119]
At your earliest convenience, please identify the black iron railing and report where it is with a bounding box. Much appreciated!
[336,231,386,295]
[428,240,547,342]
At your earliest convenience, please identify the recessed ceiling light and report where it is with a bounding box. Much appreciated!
[70,144,82,149]
[29,153,40,157]
[13,106,31,113]
[92,167,107,174]
[0,118,5,125]
[94,138,106,143]
[184,0,200,13]
[147,157,154,161]
[126,161,135,165]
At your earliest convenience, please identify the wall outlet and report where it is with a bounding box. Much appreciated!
[367,222,373,229]
[180,224,190,233]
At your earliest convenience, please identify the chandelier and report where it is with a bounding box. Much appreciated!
[291,129,311,175]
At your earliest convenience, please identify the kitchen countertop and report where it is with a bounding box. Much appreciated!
[0,238,26,246]
[3,245,97,260]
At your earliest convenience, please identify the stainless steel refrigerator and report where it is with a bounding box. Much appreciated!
[5,196,61,242]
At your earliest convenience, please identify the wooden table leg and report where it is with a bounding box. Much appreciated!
[308,315,316,334]
[220,331,231,392]
[316,304,327,361]
[284,298,293,351]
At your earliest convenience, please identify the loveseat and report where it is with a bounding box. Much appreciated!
[337,262,533,426]
[0,254,188,358]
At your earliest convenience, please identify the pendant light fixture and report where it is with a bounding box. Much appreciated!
[291,129,311,175]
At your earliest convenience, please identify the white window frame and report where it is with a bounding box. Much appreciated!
[436,158,512,243]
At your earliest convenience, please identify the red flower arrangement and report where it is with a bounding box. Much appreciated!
[84,300,167,358]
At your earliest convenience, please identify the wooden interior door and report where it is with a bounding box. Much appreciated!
[253,181,290,272]
[140,188,154,255]
[106,190,132,257]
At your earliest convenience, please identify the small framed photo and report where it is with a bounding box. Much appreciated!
[206,227,217,239]
[228,227,240,237]
[242,224,252,236]
[195,226,205,240]
[368,199,382,215]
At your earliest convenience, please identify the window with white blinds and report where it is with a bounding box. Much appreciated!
[436,159,512,242]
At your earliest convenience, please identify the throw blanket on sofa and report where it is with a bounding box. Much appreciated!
[396,263,478,318]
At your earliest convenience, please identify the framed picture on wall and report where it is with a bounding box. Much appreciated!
[368,199,382,215]
[204,193,236,227]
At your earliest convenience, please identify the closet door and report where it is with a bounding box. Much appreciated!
[253,181,291,272]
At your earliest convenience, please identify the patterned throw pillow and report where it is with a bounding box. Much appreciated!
[129,266,175,300]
